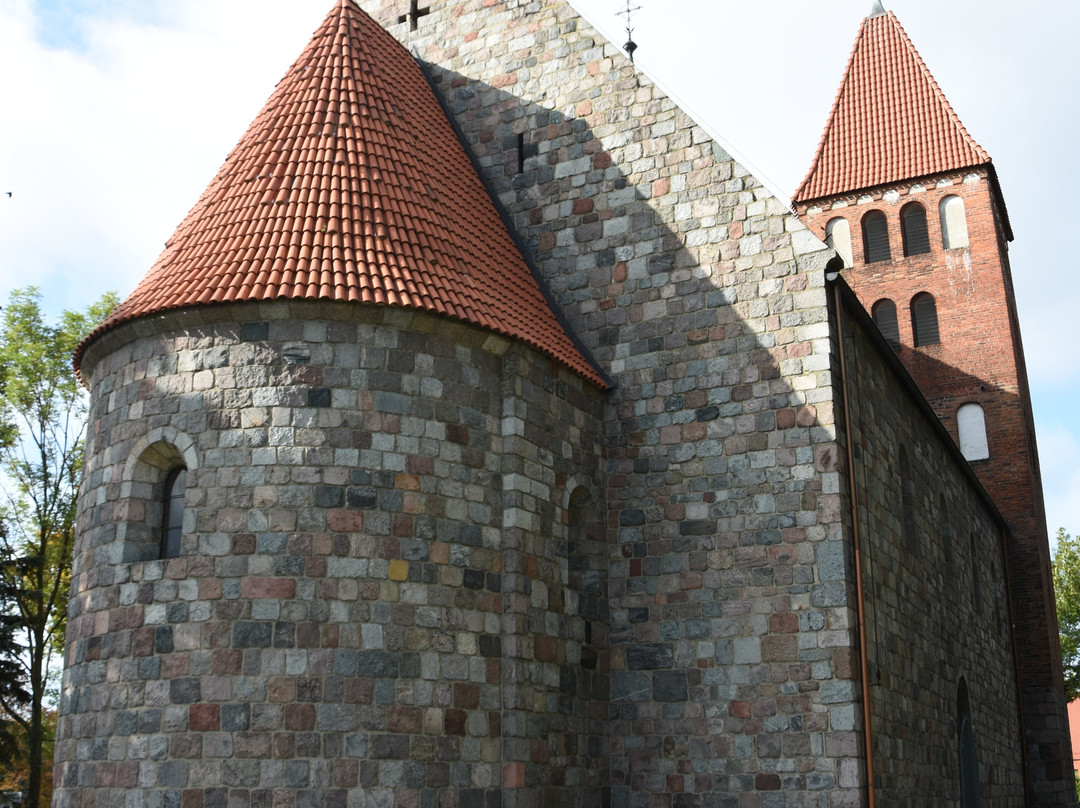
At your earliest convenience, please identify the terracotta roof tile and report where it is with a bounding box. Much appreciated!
[77,0,607,388]
[793,11,991,203]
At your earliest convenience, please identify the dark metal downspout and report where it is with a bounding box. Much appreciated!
[828,263,877,808]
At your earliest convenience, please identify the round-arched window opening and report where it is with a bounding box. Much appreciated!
[862,210,891,263]
[911,292,940,347]
[901,202,931,256]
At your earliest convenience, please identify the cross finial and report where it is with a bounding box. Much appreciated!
[620,0,641,62]
[397,0,431,31]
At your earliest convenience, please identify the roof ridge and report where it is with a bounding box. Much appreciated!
[76,0,609,388]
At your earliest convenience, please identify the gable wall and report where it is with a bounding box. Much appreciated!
[360,1,863,805]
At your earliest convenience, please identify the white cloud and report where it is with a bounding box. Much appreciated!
[0,0,326,313]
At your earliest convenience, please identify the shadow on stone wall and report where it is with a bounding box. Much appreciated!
[423,58,846,806]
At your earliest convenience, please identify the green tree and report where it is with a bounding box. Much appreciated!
[1052,527,1080,702]
[0,288,116,808]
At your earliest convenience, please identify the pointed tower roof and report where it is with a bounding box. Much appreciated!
[77,0,608,388]
[793,10,992,203]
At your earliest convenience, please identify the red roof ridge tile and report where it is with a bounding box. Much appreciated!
[77,0,608,389]
[793,11,991,204]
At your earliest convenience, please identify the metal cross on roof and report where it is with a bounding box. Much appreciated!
[398,0,430,31]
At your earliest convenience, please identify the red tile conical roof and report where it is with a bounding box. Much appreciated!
[793,10,991,203]
[77,0,607,388]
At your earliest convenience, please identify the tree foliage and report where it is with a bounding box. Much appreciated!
[0,710,56,803]
[1052,527,1080,702]
[0,288,116,808]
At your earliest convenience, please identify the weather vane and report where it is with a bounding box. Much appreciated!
[620,0,641,62]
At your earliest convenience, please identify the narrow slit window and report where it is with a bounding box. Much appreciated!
[898,444,917,552]
[161,468,187,559]
[862,210,891,263]
[958,679,981,807]
[911,292,940,347]
[901,203,931,256]
[872,299,900,350]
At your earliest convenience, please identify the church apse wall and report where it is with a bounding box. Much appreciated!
[57,301,609,808]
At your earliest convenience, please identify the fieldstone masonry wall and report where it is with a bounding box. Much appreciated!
[54,2,1042,807]
[360,1,861,805]
[800,169,1072,803]
[56,301,607,808]
[834,286,1025,804]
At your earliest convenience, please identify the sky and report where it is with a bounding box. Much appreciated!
[0,0,1077,539]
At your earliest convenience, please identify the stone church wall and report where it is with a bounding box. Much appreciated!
[361,1,865,805]
[802,166,1070,802]
[55,2,1044,807]
[56,300,608,808]
[832,284,1025,804]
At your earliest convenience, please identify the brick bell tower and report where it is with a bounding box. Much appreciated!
[793,5,1074,804]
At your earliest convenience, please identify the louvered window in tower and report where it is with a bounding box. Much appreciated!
[911,293,940,347]
[862,210,891,263]
[901,203,931,256]
[872,299,901,349]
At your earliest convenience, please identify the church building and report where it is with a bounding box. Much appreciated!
[53,1,1074,806]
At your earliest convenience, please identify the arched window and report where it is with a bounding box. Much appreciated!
[957,403,989,461]
[161,468,187,559]
[911,293,940,347]
[957,678,982,807]
[862,210,891,263]
[872,299,900,350]
[940,195,969,249]
[901,203,930,256]
[826,217,853,267]
[119,430,198,563]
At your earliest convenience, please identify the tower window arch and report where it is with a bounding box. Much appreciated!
[957,403,989,461]
[872,299,900,350]
[911,292,940,347]
[826,217,853,267]
[862,210,891,263]
[901,202,931,256]
[940,195,969,249]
